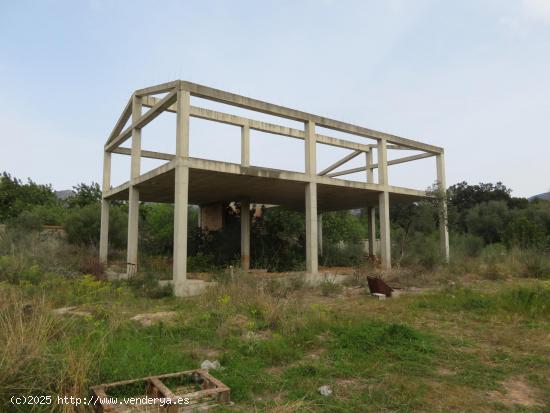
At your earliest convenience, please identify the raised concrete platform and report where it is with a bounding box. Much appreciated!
[104,158,425,211]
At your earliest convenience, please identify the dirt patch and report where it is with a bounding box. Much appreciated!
[130,311,177,326]
[488,377,544,408]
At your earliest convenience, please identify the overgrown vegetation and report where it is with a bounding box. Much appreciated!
[1,172,550,411]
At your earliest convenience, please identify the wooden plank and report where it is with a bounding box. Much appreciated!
[318,150,362,176]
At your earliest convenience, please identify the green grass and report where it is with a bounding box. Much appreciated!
[1,258,549,412]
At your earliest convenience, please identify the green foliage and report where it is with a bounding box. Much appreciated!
[320,278,343,296]
[252,207,305,271]
[415,285,550,317]
[127,273,173,299]
[0,172,57,222]
[465,200,509,244]
[322,210,366,244]
[66,182,101,208]
[140,203,174,254]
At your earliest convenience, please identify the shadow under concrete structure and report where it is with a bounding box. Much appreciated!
[99,80,449,296]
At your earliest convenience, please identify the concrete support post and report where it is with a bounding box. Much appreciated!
[241,124,250,167]
[436,153,450,263]
[240,201,250,271]
[126,96,142,277]
[99,151,111,263]
[365,150,376,257]
[305,120,318,274]
[377,139,391,269]
[173,88,191,291]
[318,214,323,257]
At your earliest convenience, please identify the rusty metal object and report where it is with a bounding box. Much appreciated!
[90,369,230,412]
[367,276,393,297]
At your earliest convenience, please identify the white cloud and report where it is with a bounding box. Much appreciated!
[522,0,550,24]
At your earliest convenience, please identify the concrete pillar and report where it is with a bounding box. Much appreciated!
[173,88,191,291]
[317,213,323,257]
[377,139,391,269]
[436,153,450,263]
[241,124,250,167]
[240,201,250,270]
[365,150,376,257]
[99,151,111,264]
[126,96,141,277]
[305,120,318,274]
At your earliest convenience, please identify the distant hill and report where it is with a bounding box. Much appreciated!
[529,192,550,202]
[55,190,74,200]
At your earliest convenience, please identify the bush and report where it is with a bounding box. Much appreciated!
[127,273,173,299]
[321,242,365,267]
[519,250,549,279]
[320,279,343,296]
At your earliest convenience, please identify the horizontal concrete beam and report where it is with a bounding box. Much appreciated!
[134,81,179,97]
[141,96,372,153]
[178,80,443,154]
[327,152,435,178]
[113,147,175,161]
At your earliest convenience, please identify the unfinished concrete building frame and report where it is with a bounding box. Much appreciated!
[99,80,449,296]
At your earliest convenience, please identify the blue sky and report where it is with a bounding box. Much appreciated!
[1,0,549,197]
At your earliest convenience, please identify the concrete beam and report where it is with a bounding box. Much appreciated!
[134,80,179,97]
[241,125,250,167]
[126,96,142,277]
[327,152,434,178]
[106,96,132,145]
[437,153,450,263]
[173,88,190,294]
[318,150,362,176]
[178,80,444,154]
[133,89,177,130]
[141,98,372,153]
[378,139,391,269]
[305,120,318,274]
[240,201,251,270]
[366,150,376,257]
[99,151,111,264]
[113,147,175,161]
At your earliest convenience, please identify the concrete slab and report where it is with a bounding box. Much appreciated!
[105,159,424,211]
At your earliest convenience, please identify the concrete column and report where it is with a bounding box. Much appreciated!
[317,214,323,257]
[197,206,202,228]
[365,150,376,257]
[241,124,250,167]
[377,139,391,269]
[173,89,190,290]
[436,153,450,263]
[99,151,111,264]
[126,96,142,277]
[305,120,318,274]
[240,201,250,270]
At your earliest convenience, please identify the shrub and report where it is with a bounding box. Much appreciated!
[519,250,549,279]
[320,279,343,296]
[127,273,173,299]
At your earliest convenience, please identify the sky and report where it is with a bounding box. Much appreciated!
[0,0,549,197]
